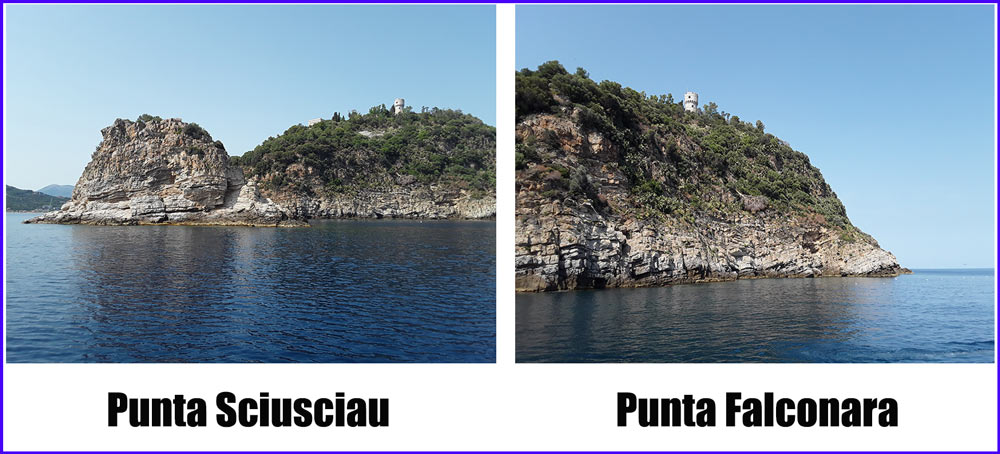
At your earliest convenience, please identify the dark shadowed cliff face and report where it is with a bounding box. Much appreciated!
[26,117,304,226]
[515,62,906,292]
[232,106,496,219]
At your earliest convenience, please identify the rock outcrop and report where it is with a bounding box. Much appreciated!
[515,62,908,291]
[514,115,908,291]
[272,189,496,220]
[514,113,907,291]
[516,196,905,291]
[26,118,305,227]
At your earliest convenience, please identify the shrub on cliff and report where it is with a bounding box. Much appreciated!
[234,106,496,195]
[182,123,212,142]
[515,61,851,228]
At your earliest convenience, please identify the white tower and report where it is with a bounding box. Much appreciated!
[393,98,405,115]
[683,92,699,113]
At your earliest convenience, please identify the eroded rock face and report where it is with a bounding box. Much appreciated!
[269,188,496,220]
[250,134,497,220]
[26,118,305,227]
[515,114,907,292]
[516,198,904,291]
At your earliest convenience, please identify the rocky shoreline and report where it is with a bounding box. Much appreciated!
[25,118,305,227]
[514,126,909,292]
[516,198,909,292]
[271,191,495,220]
[25,116,495,227]
[513,64,908,292]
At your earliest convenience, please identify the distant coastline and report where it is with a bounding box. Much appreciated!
[5,185,69,212]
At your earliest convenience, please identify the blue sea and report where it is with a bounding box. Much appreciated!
[5,213,495,362]
[516,269,995,362]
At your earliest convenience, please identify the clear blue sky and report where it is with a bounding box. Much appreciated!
[518,5,995,269]
[4,5,495,188]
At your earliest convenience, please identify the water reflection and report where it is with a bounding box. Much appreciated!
[6,214,495,363]
[516,271,994,363]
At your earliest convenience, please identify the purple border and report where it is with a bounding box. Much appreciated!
[0,1,998,3]
[1,1,997,453]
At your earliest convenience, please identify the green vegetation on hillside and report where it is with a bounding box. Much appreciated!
[232,105,496,197]
[6,185,69,211]
[516,61,851,228]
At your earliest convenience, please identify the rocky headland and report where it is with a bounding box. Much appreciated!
[26,117,303,226]
[27,106,496,226]
[515,62,908,292]
[232,105,496,220]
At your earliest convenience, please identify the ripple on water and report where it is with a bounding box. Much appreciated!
[516,270,994,363]
[6,214,496,363]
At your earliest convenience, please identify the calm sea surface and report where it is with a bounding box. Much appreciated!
[5,213,495,362]
[517,269,994,363]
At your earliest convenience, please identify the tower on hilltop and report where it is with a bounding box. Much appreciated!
[683,92,699,113]
[392,98,405,115]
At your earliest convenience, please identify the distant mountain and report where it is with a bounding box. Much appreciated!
[6,185,69,212]
[37,184,74,198]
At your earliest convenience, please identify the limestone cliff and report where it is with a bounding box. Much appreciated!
[270,186,496,220]
[27,106,496,226]
[26,118,304,227]
[515,62,907,291]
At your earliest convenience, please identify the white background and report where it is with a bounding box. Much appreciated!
[3,4,998,451]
